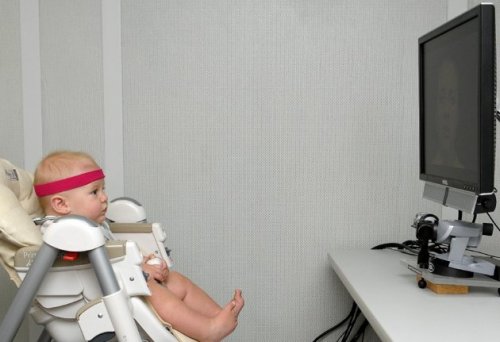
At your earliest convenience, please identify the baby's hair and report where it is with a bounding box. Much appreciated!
[34,151,98,184]
[34,150,100,210]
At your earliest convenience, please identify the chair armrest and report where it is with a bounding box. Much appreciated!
[109,223,172,266]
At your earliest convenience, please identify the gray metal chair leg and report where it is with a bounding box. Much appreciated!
[0,243,59,342]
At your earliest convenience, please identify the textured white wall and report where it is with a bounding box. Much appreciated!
[38,0,105,160]
[0,2,29,341]
[121,1,445,340]
[0,1,24,166]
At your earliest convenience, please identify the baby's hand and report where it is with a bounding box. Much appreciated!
[142,254,169,283]
[146,257,163,266]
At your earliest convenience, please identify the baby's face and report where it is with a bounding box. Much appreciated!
[64,178,108,224]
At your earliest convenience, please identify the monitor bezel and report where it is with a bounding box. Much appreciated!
[418,3,496,195]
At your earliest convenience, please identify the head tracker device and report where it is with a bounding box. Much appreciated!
[412,213,439,269]
[412,212,494,278]
[34,169,105,197]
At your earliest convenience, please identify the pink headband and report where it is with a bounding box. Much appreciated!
[34,169,105,197]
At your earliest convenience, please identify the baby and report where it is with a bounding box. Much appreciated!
[34,150,244,342]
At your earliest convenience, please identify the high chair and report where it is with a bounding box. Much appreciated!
[0,158,195,342]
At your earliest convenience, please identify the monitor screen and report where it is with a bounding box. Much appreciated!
[419,4,496,195]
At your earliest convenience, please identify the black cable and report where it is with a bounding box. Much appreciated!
[313,302,357,342]
[402,240,419,248]
[373,239,451,257]
[371,242,405,250]
[429,242,447,254]
[486,212,500,232]
[344,308,362,341]
[339,304,365,342]
[350,319,369,342]
[371,242,418,255]
[337,305,361,342]
[346,307,362,341]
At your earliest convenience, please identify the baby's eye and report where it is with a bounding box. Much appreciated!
[91,189,98,195]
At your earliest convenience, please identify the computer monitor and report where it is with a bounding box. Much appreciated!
[419,3,496,213]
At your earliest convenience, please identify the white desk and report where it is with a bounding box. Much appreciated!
[328,248,500,342]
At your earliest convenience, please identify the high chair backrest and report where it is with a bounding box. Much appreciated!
[0,159,43,286]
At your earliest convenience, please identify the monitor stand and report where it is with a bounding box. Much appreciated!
[423,182,477,213]
[422,182,496,214]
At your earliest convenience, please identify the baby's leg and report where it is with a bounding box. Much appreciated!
[147,281,241,342]
[164,271,222,317]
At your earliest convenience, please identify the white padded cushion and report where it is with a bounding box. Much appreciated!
[0,158,43,285]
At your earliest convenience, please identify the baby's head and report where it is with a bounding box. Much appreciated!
[34,151,108,223]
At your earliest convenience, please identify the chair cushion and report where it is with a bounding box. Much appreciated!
[0,158,43,285]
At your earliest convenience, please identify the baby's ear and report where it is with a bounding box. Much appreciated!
[49,195,71,215]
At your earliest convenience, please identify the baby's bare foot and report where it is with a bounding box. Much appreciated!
[232,289,244,317]
[206,291,244,342]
